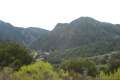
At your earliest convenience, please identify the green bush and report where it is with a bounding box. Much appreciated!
[14,61,61,80]
[99,68,120,80]
[0,61,96,80]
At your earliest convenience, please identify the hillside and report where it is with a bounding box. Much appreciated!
[33,17,120,51]
[32,17,120,63]
[1,17,120,80]
[1,17,120,61]
[0,20,49,47]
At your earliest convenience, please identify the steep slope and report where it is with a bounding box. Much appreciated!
[1,17,120,63]
[0,20,49,47]
[34,17,120,51]
[0,21,24,42]
[30,17,120,63]
[21,27,49,46]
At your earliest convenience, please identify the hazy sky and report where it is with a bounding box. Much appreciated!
[0,0,120,30]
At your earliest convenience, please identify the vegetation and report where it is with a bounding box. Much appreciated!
[99,68,120,80]
[14,61,60,80]
[47,40,120,64]
[60,58,97,77]
[1,17,120,80]
[0,61,96,80]
[0,41,120,80]
[0,42,33,69]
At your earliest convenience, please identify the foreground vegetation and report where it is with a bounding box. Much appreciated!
[0,42,120,80]
[99,69,120,80]
[1,60,120,80]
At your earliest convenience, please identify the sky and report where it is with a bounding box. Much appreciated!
[0,0,120,30]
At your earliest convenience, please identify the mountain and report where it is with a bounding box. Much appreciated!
[33,17,120,51]
[29,17,120,63]
[0,20,49,47]
[1,17,120,62]
[21,27,49,46]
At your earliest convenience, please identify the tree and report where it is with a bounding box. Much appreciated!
[108,52,120,72]
[0,42,33,69]
[60,58,98,77]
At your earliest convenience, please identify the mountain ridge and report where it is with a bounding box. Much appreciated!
[1,17,120,52]
[36,17,120,50]
[0,20,49,47]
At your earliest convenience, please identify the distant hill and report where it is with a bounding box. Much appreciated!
[30,17,120,63]
[33,17,120,51]
[0,20,49,47]
[1,17,120,62]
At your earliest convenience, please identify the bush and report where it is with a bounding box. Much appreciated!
[99,68,120,80]
[0,67,14,80]
[14,61,61,80]
[0,61,95,80]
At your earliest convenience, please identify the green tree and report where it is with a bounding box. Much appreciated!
[60,58,98,77]
[0,42,33,69]
[108,53,120,72]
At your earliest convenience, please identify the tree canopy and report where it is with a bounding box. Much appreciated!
[0,42,33,69]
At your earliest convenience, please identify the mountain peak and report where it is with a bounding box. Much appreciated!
[53,17,99,30]
[79,17,97,21]
[70,17,99,24]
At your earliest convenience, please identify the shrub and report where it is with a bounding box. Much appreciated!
[99,68,120,80]
[14,61,61,80]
